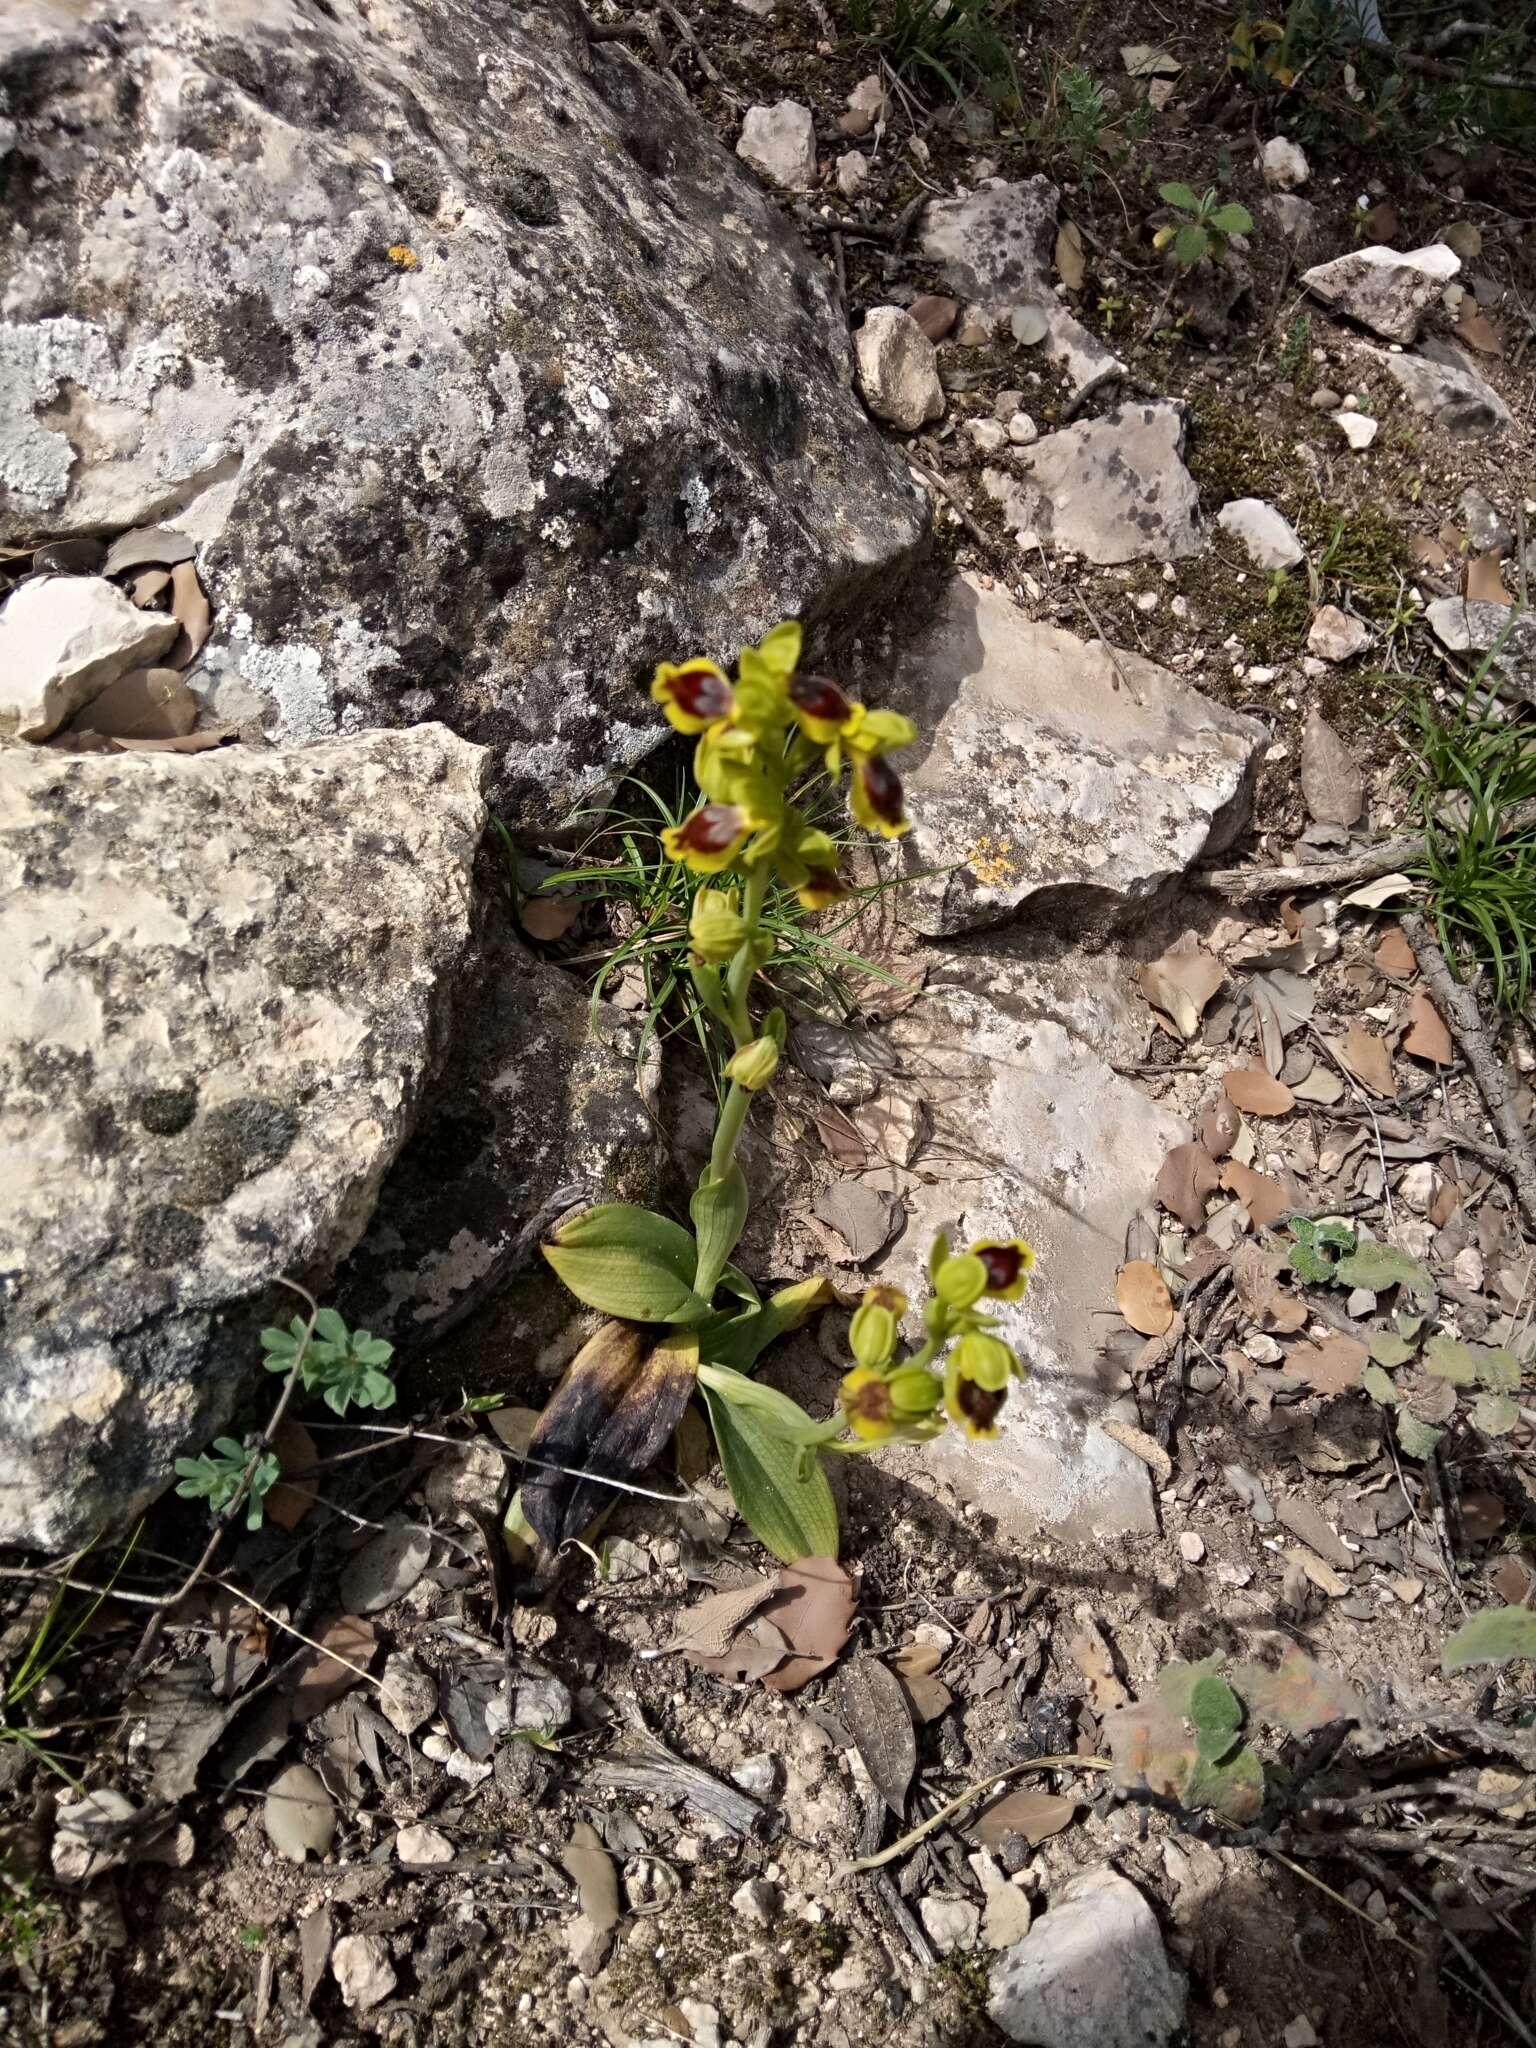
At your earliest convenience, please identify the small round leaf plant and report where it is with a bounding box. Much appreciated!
[522,623,1037,1565]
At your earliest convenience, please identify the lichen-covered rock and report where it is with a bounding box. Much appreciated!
[0,0,925,825]
[0,726,487,1549]
[989,1866,1186,2047]
[1300,243,1460,344]
[885,574,1265,936]
[993,403,1203,566]
[735,100,818,192]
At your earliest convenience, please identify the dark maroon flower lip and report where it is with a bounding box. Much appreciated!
[676,804,746,854]
[860,755,906,824]
[978,1244,1024,1291]
[666,664,733,722]
[790,673,854,723]
[956,1378,1007,1430]
[801,865,848,899]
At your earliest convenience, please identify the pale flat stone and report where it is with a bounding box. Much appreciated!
[1425,598,1536,707]
[1308,604,1372,662]
[0,726,486,1548]
[1217,497,1304,570]
[1381,338,1512,439]
[1301,243,1460,343]
[875,950,1189,1545]
[836,151,868,199]
[736,100,817,192]
[0,576,178,740]
[396,1824,454,1864]
[854,308,945,431]
[332,1933,397,2013]
[1004,402,1202,564]
[989,1866,1186,2047]
[920,1896,980,1952]
[888,573,1265,936]
[1333,411,1378,450]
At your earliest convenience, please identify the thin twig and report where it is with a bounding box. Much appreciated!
[838,1757,1111,1874]
[1203,797,1536,902]
[1401,912,1536,1235]
[300,1419,701,1506]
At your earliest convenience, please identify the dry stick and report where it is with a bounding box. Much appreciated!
[906,454,1005,565]
[1401,912,1536,1237]
[838,1756,1112,1875]
[1204,796,1536,903]
[124,1284,319,1682]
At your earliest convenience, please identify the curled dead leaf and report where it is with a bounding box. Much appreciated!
[1374,926,1417,978]
[1219,1160,1293,1229]
[1139,945,1225,1040]
[1333,1021,1395,1098]
[1300,707,1363,828]
[1286,1333,1368,1397]
[1155,1141,1222,1229]
[1402,990,1453,1067]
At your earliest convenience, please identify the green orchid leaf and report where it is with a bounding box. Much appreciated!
[1173,222,1210,265]
[1395,1411,1443,1459]
[543,1203,711,1323]
[1360,1364,1401,1406]
[1158,180,1201,210]
[701,1381,839,1564]
[1421,1333,1479,1385]
[1334,1240,1435,1302]
[1209,202,1254,235]
[1471,1391,1520,1436]
[1442,1606,1536,1674]
[696,1361,821,1441]
[690,1164,749,1296]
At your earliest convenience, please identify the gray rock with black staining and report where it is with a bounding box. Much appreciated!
[0,725,487,1550]
[987,402,1203,566]
[0,0,926,825]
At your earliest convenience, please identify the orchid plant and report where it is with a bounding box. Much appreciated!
[518,624,1035,1566]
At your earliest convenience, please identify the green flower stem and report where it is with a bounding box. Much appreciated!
[904,1334,944,1376]
[693,861,775,1302]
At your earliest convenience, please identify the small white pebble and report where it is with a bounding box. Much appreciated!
[1179,1531,1206,1564]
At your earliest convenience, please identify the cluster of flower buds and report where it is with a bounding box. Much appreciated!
[837,1236,1034,1446]
[650,622,916,902]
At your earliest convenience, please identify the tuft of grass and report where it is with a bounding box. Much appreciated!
[1402,648,1536,1011]
[844,0,1017,104]
[516,777,921,1087]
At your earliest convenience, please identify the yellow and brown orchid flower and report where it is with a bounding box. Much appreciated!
[971,1237,1036,1301]
[661,802,757,874]
[849,752,910,840]
[650,658,734,736]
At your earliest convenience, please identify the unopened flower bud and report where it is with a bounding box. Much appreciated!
[689,887,748,963]
[724,1036,780,1091]
[933,1252,988,1312]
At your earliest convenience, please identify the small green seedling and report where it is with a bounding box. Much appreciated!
[174,1438,279,1530]
[263,1307,396,1416]
[1155,182,1254,265]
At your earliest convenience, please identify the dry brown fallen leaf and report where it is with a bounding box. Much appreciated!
[1374,926,1417,978]
[289,1614,377,1722]
[972,1786,1078,1849]
[519,893,580,941]
[1100,1417,1172,1486]
[1055,219,1086,290]
[1408,534,1449,572]
[1402,989,1454,1066]
[1300,706,1363,828]
[1223,1066,1295,1117]
[71,667,197,740]
[1069,1620,1129,1712]
[1286,1333,1368,1397]
[168,559,212,667]
[561,1820,620,1975]
[1198,1095,1242,1160]
[1139,944,1225,1040]
[1115,1259,1174,1336]
[1229,1241,1308,1332]
[840,1656,916,1818]
[265,1418,318,1533]
[1465,551,1511,604]
[1334,1020,1395,1097]
[761,1557,858,1694]
[1155,1141,1222,1229]
[1456,301,1503,356]
[886,1642,953,1723]
[666,1579,780,1661]
[1458,1490,1505,1543]
[1219,1160,1293,1230]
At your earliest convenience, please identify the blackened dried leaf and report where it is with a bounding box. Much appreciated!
[523,1322,698,1554]
[439,1660,505,1760]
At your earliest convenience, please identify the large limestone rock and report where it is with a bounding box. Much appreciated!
[0,726,487,1549]
[1300,242,1460,343]
[1380,338,1512,439]
[0,576,179,740]
[0,0,926,825]
[987,403,1203,565]
[886,574,1265,936]
[1425,597,1536,708]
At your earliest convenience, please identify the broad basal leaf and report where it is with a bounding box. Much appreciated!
[700,1382,839,1565]
[690,1164,749,1293]
[544,1203,711,1323]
